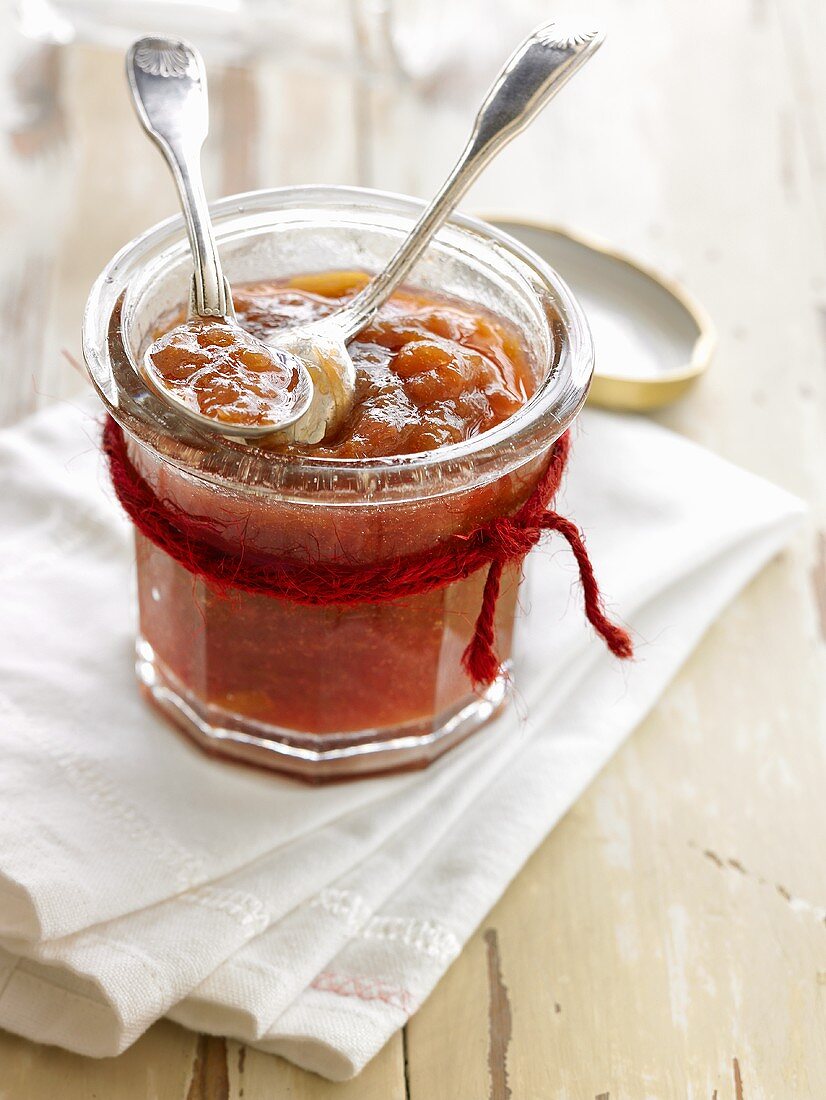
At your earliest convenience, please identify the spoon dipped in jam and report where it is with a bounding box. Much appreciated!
[268,20,605,445]
[127,23,603,445]
[126,37,313,439]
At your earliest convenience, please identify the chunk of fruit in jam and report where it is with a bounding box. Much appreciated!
[146,319,303,428]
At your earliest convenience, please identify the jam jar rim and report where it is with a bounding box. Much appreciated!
[83,185,594,502]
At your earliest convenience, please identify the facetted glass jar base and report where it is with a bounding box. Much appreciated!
[136,638,512,781]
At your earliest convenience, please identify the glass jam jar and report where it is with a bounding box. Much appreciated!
[83,186,593,780]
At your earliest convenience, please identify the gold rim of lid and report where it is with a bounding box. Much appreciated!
[477,214,716,411]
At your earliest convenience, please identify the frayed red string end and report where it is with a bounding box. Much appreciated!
[461,561,505,687]
[460,510,633,688]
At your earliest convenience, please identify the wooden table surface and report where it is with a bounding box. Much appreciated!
[2,0,825,1096]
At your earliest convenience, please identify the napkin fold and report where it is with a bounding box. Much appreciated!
[0,397,803,1079]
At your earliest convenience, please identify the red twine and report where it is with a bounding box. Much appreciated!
[103,417,632,687]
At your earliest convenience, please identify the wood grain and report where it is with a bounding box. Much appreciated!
[187,1035,230,1100]
[2,0,825,1095]
[483,929,513,1100]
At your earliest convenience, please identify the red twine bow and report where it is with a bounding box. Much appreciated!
[103,417,632,687]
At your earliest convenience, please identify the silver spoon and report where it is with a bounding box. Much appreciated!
[127,24,602,445]
[126,37,314,438]
[274,20,605,444]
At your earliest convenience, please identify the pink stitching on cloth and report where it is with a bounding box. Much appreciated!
[310,971,416,1014]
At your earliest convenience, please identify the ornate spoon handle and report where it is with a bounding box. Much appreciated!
[126,37,232,319]
[332,22,604,342]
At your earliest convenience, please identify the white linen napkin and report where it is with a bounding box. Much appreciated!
[0,396,803,1079]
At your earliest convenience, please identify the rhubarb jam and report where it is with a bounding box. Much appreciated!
[133,271,546,769]
[150,270,534,452]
